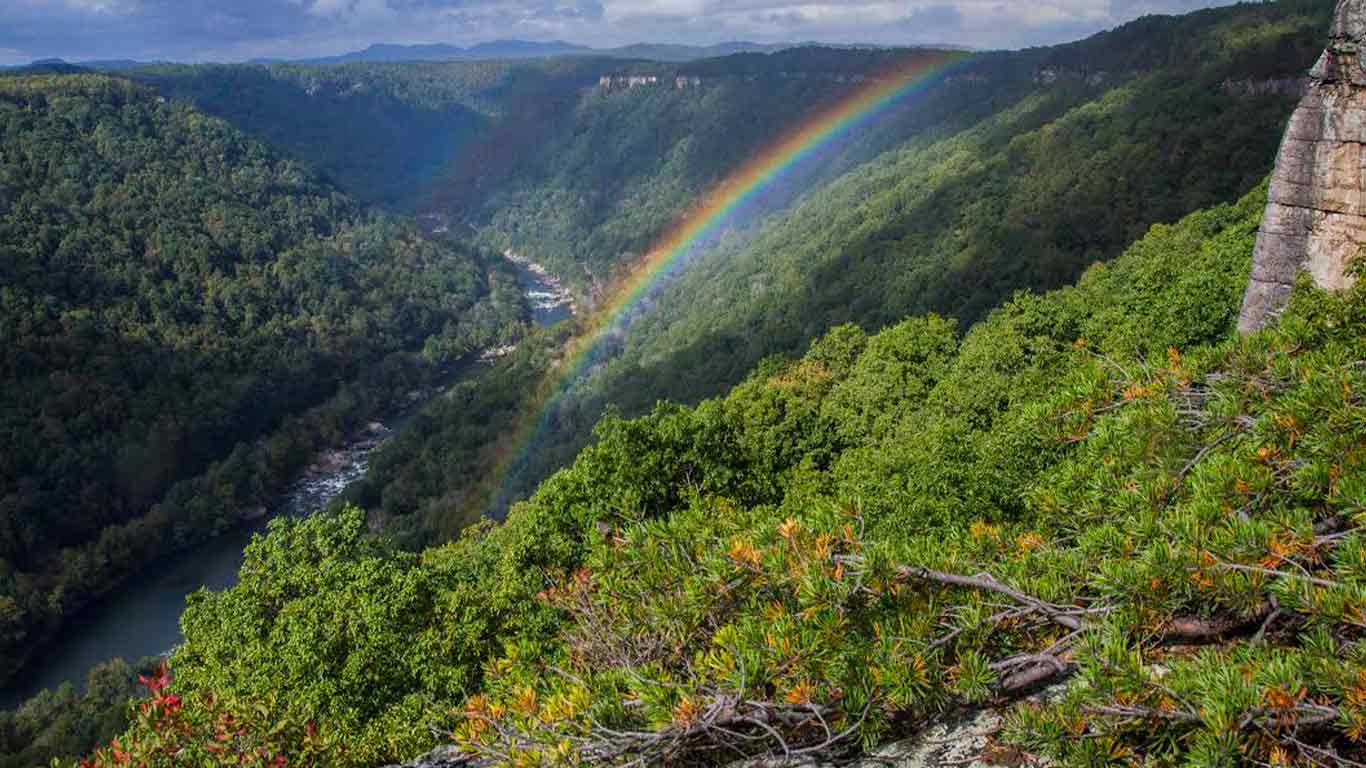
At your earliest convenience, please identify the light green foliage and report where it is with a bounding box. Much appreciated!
[173,507,455,760]
[444,184,1366,766]
[149,169,1361,768]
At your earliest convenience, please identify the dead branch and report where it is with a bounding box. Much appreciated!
[1091,702,1341,733]
[894,566,1097,632]
[457,687,862,768]
[1163,602,1273,641]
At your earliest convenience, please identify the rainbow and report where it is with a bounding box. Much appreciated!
[485,49,972,512]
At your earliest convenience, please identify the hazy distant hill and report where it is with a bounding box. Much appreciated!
[272,39,809,65]
[2,58,88,75]
[261,39,591,64]
[6,40,897,72]
[0,58,162,73]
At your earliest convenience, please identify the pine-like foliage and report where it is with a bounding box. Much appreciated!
[437,184,1366,766]
[109,179,1359,767]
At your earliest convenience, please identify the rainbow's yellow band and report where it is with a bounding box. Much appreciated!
[486,49,972,511]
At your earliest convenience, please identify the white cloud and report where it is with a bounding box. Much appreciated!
[59,0,137,14]
[0,0,1244,62]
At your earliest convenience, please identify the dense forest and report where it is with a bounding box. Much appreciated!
[0,76,526,690]
[81,177,1366,766]
[336,0,1332,541]
[0,658,151,768]
[125,61,514,208]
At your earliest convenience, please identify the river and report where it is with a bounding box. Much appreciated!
[0,255,574,709]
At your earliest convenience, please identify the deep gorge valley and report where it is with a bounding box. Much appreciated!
[3,1,1365,766]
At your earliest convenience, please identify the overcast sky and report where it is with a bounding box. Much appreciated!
[0,0,1241,65]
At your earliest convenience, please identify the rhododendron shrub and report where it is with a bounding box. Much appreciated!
[79,666,337,768]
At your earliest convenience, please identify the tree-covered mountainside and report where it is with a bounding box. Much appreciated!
[0,75,526,688]
[335,0,1333,540]
[110,3,1329,300]
[584,0,1330,399]
[125,61,520,208]
[0,657,153,768]
[83,173,1366,766]
[432,0,1330,291]
[126,50,985,264]
[427,47,984,290]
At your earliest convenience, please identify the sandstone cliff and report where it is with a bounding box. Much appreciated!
[1239,0,1366,333]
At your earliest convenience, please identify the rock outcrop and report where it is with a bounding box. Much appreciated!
[1220,77,1309,99]
[382,746,487,768]
[1238,0,1366,333]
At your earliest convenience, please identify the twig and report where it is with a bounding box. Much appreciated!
[895,567,1095,632]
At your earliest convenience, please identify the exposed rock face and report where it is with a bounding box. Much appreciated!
[1239,0,1366,333]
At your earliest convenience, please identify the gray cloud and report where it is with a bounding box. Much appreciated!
[0,0,1243,63]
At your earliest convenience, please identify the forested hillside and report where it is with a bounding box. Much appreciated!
[126,60,532,207]
[126,50,984,271]
[111,3,1329,303]
[585,0,1329,400]
[84,173,1366,766]
[339,0,1333,538]
[0,75,525,688]
[432,0,1330,290]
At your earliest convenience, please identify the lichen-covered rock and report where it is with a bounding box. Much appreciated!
[1239,0,1366,333]
[380,745,488,768]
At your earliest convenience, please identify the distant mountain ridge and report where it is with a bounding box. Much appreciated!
[0,58,158,73]
[255,39,823,65]
[4,40,940,71]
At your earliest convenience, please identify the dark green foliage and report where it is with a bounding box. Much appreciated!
[0,75,524,687]
[127,63,505,208]
[334,323,576,547]
[0,657,150,768]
